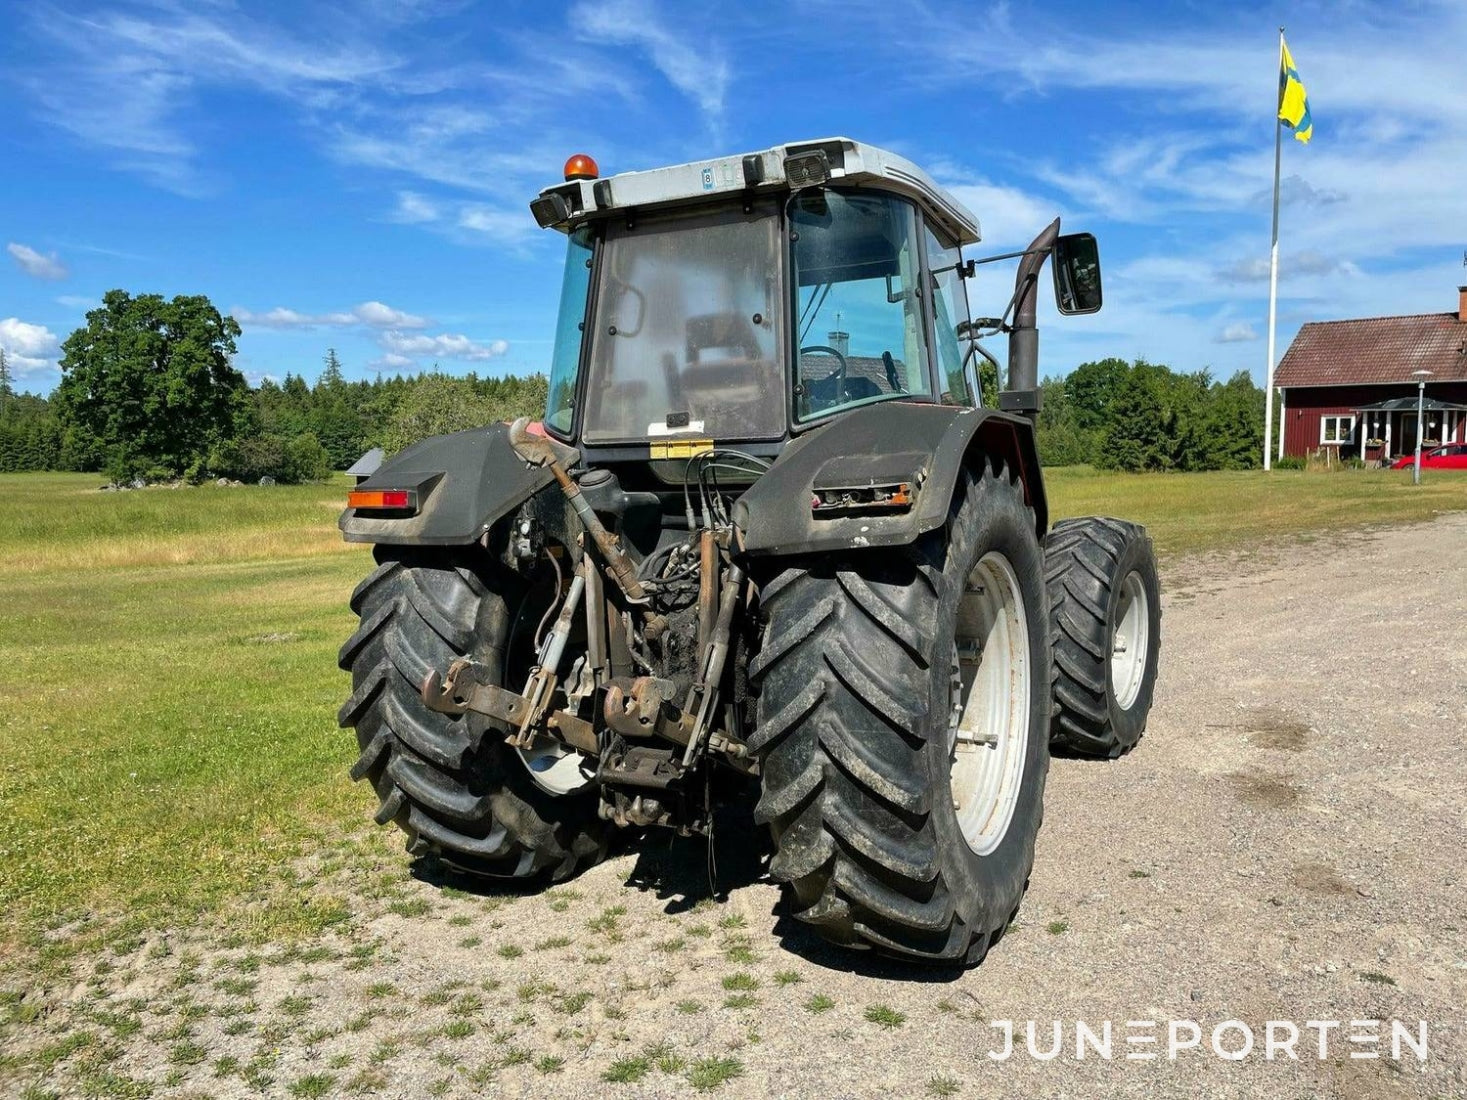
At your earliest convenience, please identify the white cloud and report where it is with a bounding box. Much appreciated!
[352,301,429,328]
[377,330,509,362]
[941,179,1061,248]
[232,301,429,330]
[0,318,61,373]
[571,0,728,122]
[1216,322,1258,344]
[7,242,69,280]
[55,295,96,309]
[458,205,538,242]
[389,191,439,224]
[368,352,417,373]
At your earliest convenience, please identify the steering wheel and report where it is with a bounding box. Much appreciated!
[799,344,848,410]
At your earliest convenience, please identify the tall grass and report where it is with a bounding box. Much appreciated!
[0,472,356,572]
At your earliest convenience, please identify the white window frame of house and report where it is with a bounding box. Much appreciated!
[1320,415,1355,446]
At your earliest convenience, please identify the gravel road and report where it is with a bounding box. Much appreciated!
[15,513,1467,1099]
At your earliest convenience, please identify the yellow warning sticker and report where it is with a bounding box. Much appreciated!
[649,438,714,460]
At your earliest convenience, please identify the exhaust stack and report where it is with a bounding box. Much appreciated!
[1003,218,1060,419]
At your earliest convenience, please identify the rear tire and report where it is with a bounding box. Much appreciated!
[1044,517,1161,758]
[338,547,610,880]
[751,460,1049,964]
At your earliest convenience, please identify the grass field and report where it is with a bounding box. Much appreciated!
[1,465,1464,972]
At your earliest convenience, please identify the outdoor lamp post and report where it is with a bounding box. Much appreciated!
[1412,369,1433,485]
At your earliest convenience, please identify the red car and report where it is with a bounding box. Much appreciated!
[1391,443,1467,470]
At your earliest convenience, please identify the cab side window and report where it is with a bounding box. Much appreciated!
[926,227,973,405]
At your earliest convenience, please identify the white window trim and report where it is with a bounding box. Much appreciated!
[1320,414,1355,446]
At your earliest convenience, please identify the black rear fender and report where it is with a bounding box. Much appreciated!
[340,423,553,546]
[732,402,1046,557]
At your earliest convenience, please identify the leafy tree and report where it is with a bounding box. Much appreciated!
[1065,357,1130,431]
[54,290,247,478]
[1096,365,1172,472]
[1194,371,1264,470]
[1035,375,1099,466]
[285,431,332,482]
[207,429,329,483]
[381,375,499,454]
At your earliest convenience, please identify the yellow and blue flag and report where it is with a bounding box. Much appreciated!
[1278,36,1313,143]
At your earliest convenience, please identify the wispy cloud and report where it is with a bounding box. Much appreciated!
[571,0,729,124]
[7,243,69,281]
[20,4,398,193]
[1218,251,1362,284]
[232,301,430,330]
[388,191,439,225]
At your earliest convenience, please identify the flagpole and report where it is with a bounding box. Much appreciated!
[1263,26,1284,471]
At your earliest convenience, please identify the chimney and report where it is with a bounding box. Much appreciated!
[1459,285,1467,323]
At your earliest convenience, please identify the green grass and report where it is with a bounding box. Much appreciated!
[2,465,1463,978]
[602,1055,651,1084]
[687,1056,744,1091]
[864,1004,906,1029]
[0,473,368,962]
[1045,465,1467,557]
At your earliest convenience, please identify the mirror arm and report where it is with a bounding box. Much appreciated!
[958,331,1001,407]
[963,244,1053,272]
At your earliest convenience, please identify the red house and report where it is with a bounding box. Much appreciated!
[1274,287,1467,463]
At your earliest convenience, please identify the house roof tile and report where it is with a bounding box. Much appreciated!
[1275,311,1467,388]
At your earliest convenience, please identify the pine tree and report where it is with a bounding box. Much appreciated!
[320,347,345,390]
[0,348,13,420]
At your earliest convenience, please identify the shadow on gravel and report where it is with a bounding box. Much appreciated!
[404,801,969,983]
[623,803,770,913]
[770,915,969,983]
[1048,741,1141,762]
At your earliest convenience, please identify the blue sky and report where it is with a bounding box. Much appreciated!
[3,0,1465,395]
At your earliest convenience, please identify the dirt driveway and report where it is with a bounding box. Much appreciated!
[12,514,1467,1099]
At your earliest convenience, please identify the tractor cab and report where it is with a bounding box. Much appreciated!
[531,138,1095,470]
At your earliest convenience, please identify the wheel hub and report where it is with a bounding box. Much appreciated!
[949,551,1031,856]
[1111,570,1149,710]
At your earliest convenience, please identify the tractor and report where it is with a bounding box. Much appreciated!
[338,138,1160,966]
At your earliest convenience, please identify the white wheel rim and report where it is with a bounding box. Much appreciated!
[1111,571,1149,711]
[516,742,594,795]
[949,551,1031,856]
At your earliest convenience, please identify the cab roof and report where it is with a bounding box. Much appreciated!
[532,137,982,247]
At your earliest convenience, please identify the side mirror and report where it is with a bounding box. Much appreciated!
[1052,232,1102,315]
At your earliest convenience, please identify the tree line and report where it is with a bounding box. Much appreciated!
[1037,357,1266,471]
[1,291,1266,480]
[0,291,548,481]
